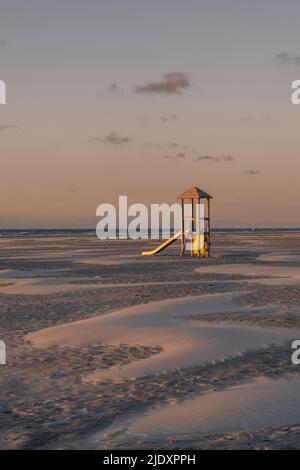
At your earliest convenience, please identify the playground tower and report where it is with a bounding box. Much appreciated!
[142,186,212,257]
[178,186,212,257]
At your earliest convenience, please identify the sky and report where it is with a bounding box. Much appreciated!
[0,0,300,228]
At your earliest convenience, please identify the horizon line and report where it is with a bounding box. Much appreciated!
[0,227,299,231]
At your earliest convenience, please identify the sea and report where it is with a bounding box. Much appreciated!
[0,228,299,239]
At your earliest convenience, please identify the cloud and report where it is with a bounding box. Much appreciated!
[138,116,151,123]
[135,72,190,95]
[167,142,190,150]
[164,152,186,160]
[245,170,260,176]
[160,114,178,123]
[276,52,300,66]
[195,155,218,161]
[222,154,234,161]
[93,132,132,145]
[195,155,234,162]
[107,82,119,93]
[143,141,189,151]
[138,115,178,124]
[0,125,20,132]
[144,141,162,149]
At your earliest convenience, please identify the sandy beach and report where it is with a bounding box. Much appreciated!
[1,230,300,449]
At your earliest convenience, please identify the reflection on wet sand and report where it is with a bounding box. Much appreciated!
[0,277,104,295]
[28,293,300,384]
[96,376,300,447]
[0,276,251,295]
[196,263,300,285]
[258,253,300,263]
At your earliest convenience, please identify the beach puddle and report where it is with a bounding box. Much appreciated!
[196,264,300,285]
[97,376,300,445]
[79,255,176,266]
[28,293,300,383]
[0,277,250,295]
[0,278,103,295]
[259,253,300,264]
[79,257,142,266]
[0,269,52,279]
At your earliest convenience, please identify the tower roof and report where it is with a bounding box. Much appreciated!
[178,186,212,200]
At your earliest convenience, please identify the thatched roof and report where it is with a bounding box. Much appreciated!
[178,186,212,200]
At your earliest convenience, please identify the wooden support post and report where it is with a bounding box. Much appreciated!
[198,196,201,256]
[190,198,194,256]
[180,198,184,256]
[207,198,211,257]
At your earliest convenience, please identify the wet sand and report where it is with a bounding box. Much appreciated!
[93,376,300,449]
[28,292,300,385]
[1,231,300,449]
[196,263,300,285]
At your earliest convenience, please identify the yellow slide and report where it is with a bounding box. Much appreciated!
[142,230,182,255]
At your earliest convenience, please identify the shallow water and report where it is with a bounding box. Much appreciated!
[196,263,300,285]
[0,269,52,279]
[79,256,168,266]
[259,253,300,264]
[98,376,300,445]
[5,256,300,295]
[28,292,300,383]
[80,258,136,266]
[0,277,248,295]
[0,278,103,295]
